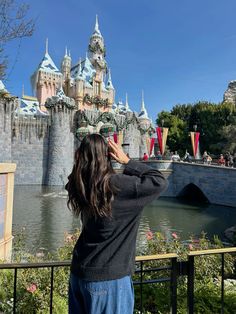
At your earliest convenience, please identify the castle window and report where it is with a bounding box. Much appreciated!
[94,81,100,95]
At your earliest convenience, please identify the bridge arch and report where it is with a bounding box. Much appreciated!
[177,183,209,203]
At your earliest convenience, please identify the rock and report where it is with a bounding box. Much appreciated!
[223,80,236,104]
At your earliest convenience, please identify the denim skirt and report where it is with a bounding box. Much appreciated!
[69,272,134,314]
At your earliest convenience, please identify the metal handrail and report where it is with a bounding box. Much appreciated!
[187,247,236,314]
[0,248,235,314]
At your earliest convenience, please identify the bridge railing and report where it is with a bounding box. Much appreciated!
[0,248,236,314]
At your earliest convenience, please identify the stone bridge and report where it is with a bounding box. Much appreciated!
[145,161,236,208]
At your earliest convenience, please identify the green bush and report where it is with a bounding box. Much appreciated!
[133,231,236,313]
[0,230,235,313]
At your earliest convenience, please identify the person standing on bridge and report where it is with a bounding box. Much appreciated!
[65,134,167,314]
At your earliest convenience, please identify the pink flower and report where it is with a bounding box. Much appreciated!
[65,233,76,243]
[146,231,153,240]
[26,283,37,293]
[188,244,193,250]
[171,232,178,239]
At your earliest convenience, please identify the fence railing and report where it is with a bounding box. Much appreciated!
[0,248,236,314]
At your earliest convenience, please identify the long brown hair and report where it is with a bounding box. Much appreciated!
[65,133,115,218]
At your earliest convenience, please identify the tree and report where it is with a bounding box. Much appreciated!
[0,0,34,79]
[156,111,190,156]
[156,101,236,156]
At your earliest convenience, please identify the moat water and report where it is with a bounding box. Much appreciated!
[12,185,236,254]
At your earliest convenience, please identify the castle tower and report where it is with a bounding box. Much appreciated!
[0,82,16,162]
[31,39,62,105]
[88,15,106,84]
[61,47,72,95]
[138,91,151,156]
[45,88,75,185]
[74,58,85,108]
[105,69,115,108]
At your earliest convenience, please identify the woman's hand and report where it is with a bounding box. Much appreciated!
[108,140,130,164]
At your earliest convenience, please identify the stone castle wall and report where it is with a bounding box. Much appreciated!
[0,98,15,162]
[11,117,49,185]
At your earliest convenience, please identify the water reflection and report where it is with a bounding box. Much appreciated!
[13,186,236,254]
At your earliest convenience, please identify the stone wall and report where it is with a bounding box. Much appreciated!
[147,161,236,207]
[11,117,49,185]
[0,98,15,163]
[172,162,236,207]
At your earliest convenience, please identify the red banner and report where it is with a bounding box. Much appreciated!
[156,127,163,155]
[149,138,155,156]
[194,132,200,158]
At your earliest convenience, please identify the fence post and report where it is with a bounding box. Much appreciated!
[170,257,177,314]
[187,256,194,314]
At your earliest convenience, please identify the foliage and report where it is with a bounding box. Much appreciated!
[0,230,236,313]
[0,230,79,313]
[156,101,236,156]
[157,111,190,155]
[0,0,34,79]
[133,231,236,313]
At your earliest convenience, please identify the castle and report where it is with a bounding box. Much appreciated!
[0,17,155,185]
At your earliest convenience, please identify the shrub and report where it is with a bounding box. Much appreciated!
[0,229,235,313]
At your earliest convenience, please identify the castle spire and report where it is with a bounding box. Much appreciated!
[125,93,129,109]
[106,68,114,89]
[75,58,84,81]
[141,90,145,111]
[45,38,48,54]
[95,15,99,31]
[94,14,101,36]
[65,46,68,56]
[139,90,149,118]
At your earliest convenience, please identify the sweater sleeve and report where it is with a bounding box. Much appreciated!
[123,160,168,207]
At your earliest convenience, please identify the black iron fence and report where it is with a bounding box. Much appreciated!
[0,248,236,313]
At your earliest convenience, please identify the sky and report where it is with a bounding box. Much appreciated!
[3,0,236,121]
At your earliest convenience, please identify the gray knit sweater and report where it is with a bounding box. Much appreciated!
[70,160,168,281]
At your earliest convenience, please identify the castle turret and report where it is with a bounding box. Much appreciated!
[88,15,106,82]
[138,91,151,157]
[31,39,62,105]
[61,47,72,95]
[74,58,85,108]
[0,82,17,162]
[45,87,75,185]
[105,69,115,108]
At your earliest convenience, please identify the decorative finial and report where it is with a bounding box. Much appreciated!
[22,84,24,97]
[65,46,68,56]
[141,90,145,110]
[85,51,88,59]
[106,68,114,89]
[45,38,48,54]
[78,58,82,73]
[95,14,99,32]
[139,89,149,118]
[68,50,71,57]
[125,93,129,109]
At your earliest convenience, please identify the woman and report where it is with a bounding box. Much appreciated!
[66,133,167,314]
